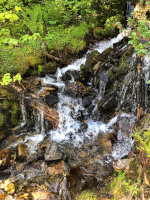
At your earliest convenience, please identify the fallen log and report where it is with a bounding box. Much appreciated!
[10,84,59,128]
[46,53,68,65]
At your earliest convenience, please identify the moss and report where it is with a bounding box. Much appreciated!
[0,88,15,99]
[42,62,56,74]
[93,15,125,40]
[128,159,139,179]
[78,190,98,200]
[2,100,10,109]
[0,43,44,75]
[0,112,5,127]
[10,102,20,125]
[116,47,134,75]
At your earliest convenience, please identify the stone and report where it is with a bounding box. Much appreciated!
[144,171,150,187]
[44,94,59,107]
[44,141,62,161]
[45,161,68,176]
[113,158,133,171]
[17,144,28,161]
[32,190,54,200]
[0,149,11,168]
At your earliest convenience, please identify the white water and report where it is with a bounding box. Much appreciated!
[40,30,134,160]
[143,55,150,112]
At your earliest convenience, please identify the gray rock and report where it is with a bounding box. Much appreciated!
[44,141,63,161]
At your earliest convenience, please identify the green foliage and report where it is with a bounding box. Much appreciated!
[0,0,127,75]
[110,170,140,199]
[22,4,44,35]
[0,73,22,86]
[44,23,89,53]
[128,10,150,56]
[78,190,97,200]
[93,14,125,40]
[133,127,150,157]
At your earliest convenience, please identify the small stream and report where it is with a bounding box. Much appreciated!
[0,2,149,198]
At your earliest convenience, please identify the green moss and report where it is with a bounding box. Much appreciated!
[0,43,44,75]
[78,191,98,200]
[2,100,10,109]
[93,15,125,40]
[0,112,5,127]
[10,102,20,125]
[0,88,15,99]
[128,159,139,179]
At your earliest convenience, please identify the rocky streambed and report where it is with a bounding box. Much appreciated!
[0,29,149,200]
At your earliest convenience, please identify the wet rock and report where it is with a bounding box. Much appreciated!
[82,96,95,107]
[45,94,59,107]
[117,115,135,138]
[0,149,11,168]
[32,189,54,200]
[80,51,101,82]
[45,161,69,177]
[65,81,94,98]
[98,92,118,116]
[17,144,28,161]
[113,158,132,171]
[42,61,57,75]
[43,140,63,161]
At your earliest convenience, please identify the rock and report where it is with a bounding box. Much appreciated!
[93,15,125,40]
[32,189,54,200]
[17,144,28,161]
[65,81,94,98]
[42,62,57,75]
[0,149,11,168]
[80,51,101,82]
[98,92,118,117]
[144,171,150,187]
[44,94,59,107]
[44,140,63,161]
[113,158,133,171]
[45,161,68,176]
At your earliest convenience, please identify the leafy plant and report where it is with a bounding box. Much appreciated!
[133,127,150,157]
[128,9,150,56]
[0,73,22,86]
[110,170,140,199]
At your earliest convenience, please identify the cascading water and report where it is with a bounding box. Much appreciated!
[40,29,134,162]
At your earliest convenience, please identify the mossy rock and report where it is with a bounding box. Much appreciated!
[10,102,20,126]
[93,15,125,40]
[0,88,15,99]
[42,62,57,75]
[116,47,135,75]
[80,51,101,82]
[0,44,44,75]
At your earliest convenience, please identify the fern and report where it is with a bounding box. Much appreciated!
[22,4,44,35]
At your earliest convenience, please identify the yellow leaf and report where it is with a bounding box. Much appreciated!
[15,6,21,12]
